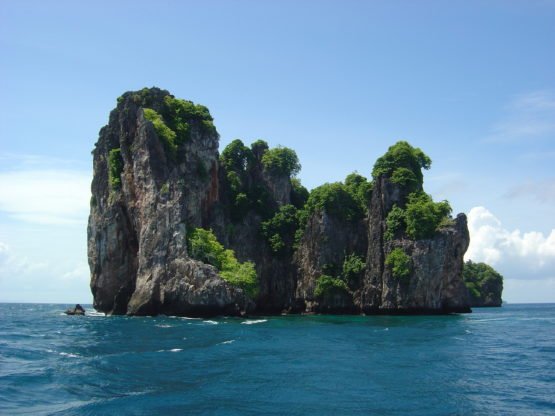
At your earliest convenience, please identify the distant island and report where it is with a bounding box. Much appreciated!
[88,88,502,316]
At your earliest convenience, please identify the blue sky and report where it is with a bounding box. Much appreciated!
[1,0,554,303]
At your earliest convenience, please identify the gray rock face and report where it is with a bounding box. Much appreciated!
[88,88,252,316]
[294,211,366,313]
[88,88,472,316]
[360,177,471,313]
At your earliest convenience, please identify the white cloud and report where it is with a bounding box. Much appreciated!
[487,90,555,142]
[0,239,92,303]
[466,206,555,279]
[0,169,91,225]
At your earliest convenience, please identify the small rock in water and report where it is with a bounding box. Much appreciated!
[65,304,85,315]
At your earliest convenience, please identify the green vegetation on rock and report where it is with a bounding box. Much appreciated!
[314,275,350,298]
[342,253,366,286]
[384,205,406,241]
[290,178,309,209]
[220,139,302,223]
[261,204,300,256]
[384,194,452,241]
[463,260,503,306]
[188,228,258,298]
[344,172,372,211]
[143,108,178,158]
[261,146,301,177]
[108,148,124,189]
[385,248,411,280]
[303,182,364,223]
[141,93,216,161]
[404,192,452,240]
[372,140,431,187]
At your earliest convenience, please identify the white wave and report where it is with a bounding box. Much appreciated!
[155,324,173,328]
[179,316,201,320]
[170,348,182,352]
[241,319,267,325]
[59,352,80,358]
[203,320,219,325]
[87,311,106,317]
[219,340,235,345]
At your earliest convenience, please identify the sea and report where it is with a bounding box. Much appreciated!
[0,303,554,415]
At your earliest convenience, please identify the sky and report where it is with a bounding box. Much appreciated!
[0,0,554,304]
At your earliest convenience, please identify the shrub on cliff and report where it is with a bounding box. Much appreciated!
[220,139,253,173]
[143,108,178,159]
[261,204,300,256]
[404,192,452,240]
[342,253,366,287]
[261,146,301,177]
[108,148,124,189]
[372,141,431,187]
[290,178,309,209]
[344,172,372,211]
[384,194,452,241]
[314,275,350,298]
[385,248,411,279]
[303,182,364,222]
[188,228,258,298]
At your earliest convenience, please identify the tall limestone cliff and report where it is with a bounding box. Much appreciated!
[360,175,471,313]
[88,88,472,316]
[88,88,252,316]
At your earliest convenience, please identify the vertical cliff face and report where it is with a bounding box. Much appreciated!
[88,88,252,316]
[88,89,472,316]
[294,212,367,312]
[361,176,471,313]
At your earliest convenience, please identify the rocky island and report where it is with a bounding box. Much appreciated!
[88,87,499,316]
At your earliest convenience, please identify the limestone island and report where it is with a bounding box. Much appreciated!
[88,87,502,316]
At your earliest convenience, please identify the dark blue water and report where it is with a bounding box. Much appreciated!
[1,304,554,415]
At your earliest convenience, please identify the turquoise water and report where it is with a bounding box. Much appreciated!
[0,303,554,415]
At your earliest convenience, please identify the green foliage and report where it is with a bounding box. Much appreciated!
[290,178,309,209]
[130,87,156,107]
[304,182,364,222]
[372,141,431,187]
[160,182,169,195]
[344,172,372,212]
[188,228,258,298]
[220,139,253,173]
[163,95,216,137]
[385,248,411,280]
[141,94,216,161]
[390,167,419,191]
[143,108,178,159]
[342,254,365,286]
[404,192,452,240]
[384,205,406,241]
[261,204,300,255]
[220,256,258,299]
[314,275,350,298]
[261,146,301,177]
[463,260,504,304]
[108,148,124,189]
[250,139,269,160]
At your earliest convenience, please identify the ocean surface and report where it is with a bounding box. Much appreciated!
[0,304,554,415]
